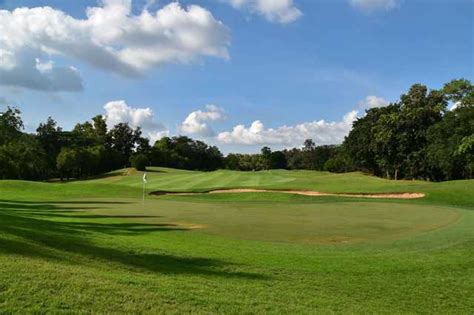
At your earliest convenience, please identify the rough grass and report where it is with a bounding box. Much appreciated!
[0,168,473,313]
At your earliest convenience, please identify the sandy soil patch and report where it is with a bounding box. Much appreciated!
[153,189,425,199]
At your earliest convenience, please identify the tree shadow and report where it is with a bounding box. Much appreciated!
[4,211,163,220]
[0,201,267,280]
[0,199,133,205]
[0,204,90,212]
[46,171,126,183]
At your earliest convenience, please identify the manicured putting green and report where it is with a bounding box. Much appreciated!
[87,197,461,244]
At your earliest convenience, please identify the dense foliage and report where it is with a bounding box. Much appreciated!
[0,79,472,181]
[223,142,343,172]
[149,136,223,171]
[0,108,226,179]
[343,79,473,180]
[0,109,151,180]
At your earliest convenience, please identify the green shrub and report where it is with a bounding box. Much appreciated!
[130,154,149,171]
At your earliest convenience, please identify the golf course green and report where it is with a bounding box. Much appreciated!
[1,168,473,313]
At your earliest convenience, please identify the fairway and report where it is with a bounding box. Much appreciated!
[1,168,473,313]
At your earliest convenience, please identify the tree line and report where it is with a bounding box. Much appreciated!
[0,79,472,181]
[0,109,226,180]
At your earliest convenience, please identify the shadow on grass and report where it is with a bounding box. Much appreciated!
[0,201,266,280]
[0,199,133,205]
[46,171,127,183]
[2,211,163,220]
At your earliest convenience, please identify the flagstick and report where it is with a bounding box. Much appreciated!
[142,172,148,207]
[142,180,146,206]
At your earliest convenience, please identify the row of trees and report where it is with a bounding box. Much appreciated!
[149,137,223,171]
[0,106,227,180]
[0,79,472,181]
[0,110,152,180]
[223,141,346,172]
[0,106,343,179]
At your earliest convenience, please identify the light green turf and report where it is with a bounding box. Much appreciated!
[0,168,473,313]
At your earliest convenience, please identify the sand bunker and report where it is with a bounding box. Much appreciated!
[153,188,425,199]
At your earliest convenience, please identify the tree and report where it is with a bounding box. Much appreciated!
[303,139,315,151]
[372,104,403,179]
[92,115,108,142]
[285,148,304,169]
[108,123,138,167]
[150,136,223,171]
[270,151,287,169]
[36,117,62,170]
[0,135,49,180]
[426,105,474,180]
[136,135,151,155]
[324,149,354,173]
[344,107,383,175]
[345,83,447,180]
[443,79,474,107]
[261,146,272,170]
[313,145,337,171]
[56,146,103,179]
[302,139,316,169]
[224,153,241,170]
[130,154,149,171]
[57,148,79,180]
[396,84,446,179]
[455,135,474,178]
[72,121,96,145]
[0,107,23,145]
[0,109,49,180]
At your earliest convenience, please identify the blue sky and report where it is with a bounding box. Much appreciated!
[0,0,472,153]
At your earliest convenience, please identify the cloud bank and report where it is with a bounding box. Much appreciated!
[214,94,389,147]
[217,110,358,146]
[0,0,230,91]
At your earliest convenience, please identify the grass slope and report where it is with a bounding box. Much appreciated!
[0,168,473,313]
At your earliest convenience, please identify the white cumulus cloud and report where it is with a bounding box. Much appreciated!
[104,100,168,143]
[224,0,302,23]
[0,1,230,90]
[349,0,399,13]
[358,95,389,109]
[180,105,225,137]
[217,110,358,146]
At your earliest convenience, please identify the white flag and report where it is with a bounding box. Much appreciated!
[142,172,147,183]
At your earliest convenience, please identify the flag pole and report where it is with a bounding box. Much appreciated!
[142,172,147,206]
[142,180,145,206]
